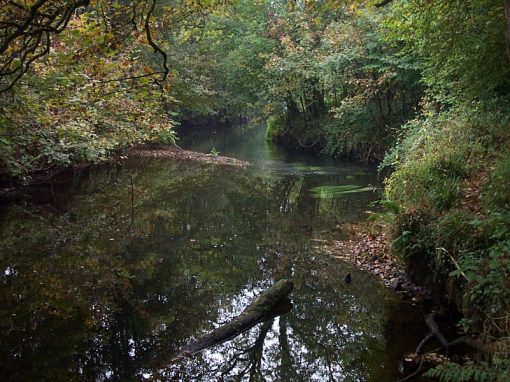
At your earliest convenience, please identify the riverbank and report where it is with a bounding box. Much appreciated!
[317,224,430,300]
[0,144,249,200]
[126,144,250,166]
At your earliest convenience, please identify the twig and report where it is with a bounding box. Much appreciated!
[144,0,169,83]
[399,313,490,381]
[416,333,434,355]
[437,247,470,281]
[396,356,425,382]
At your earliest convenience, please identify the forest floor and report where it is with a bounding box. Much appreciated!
[127,144,250,167]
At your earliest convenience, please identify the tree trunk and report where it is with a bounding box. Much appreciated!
[172,279,294,360]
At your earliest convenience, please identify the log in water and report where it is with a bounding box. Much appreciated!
[173,279,294,361]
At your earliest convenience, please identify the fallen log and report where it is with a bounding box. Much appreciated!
[172,279,294,361]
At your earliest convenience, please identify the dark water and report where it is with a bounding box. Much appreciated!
[0,125,426,381]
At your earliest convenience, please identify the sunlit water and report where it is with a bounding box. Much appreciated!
[0,125,427,381]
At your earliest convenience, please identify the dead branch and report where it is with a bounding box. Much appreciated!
[172,279,293,361]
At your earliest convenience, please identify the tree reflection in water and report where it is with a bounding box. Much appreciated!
[0,157,421,381]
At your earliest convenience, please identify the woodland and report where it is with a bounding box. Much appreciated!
[0,0,509,380]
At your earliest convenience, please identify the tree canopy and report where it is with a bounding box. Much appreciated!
[2,0,508,176]
[1,0,510,379]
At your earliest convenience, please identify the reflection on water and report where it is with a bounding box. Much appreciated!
[0,125,425,381]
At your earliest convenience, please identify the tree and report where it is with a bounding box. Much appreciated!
[264,1,421,159]
[0,0,174,92]
[380,0,510,103]
[0,0,231,179]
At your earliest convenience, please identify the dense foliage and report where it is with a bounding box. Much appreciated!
[264,2,422,160]
[1,1,509,169]
[377,0,510,378]
[1,0,510,378]
[0,0,233,180]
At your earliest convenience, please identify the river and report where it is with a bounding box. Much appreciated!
[0,124,427,381]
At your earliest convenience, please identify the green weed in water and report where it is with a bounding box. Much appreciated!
[310,185,377,199]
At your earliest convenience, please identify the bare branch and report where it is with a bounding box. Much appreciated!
[144,0,169,82]
[0,0,173,91]
[0,0,91,91]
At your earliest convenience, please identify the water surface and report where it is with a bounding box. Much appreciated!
[0,125,425,381]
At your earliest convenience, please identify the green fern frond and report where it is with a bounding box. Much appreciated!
[424,361,509,382]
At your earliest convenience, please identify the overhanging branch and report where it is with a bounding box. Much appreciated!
[0,0,91,92]
[144,0,169,83]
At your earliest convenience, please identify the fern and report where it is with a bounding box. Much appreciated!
[424,361,509,382]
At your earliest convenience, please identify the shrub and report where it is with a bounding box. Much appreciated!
[381,103,510,377]
[383,106,494,213]
[265,114,287,142]
[424,360,509,382]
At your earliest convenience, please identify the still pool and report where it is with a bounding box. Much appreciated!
[0,125,428,381]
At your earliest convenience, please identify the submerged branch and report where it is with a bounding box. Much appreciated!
[172,279,294,361]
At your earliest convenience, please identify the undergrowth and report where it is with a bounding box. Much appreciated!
[380,102,510,379]
[266,111,394,161]
[424,360,510,382]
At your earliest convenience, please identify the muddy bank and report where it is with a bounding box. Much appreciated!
[317,225,430,300]
[319,227,494,380]
[127,144,250,167]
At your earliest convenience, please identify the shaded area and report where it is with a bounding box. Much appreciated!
[0,125,426,381]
